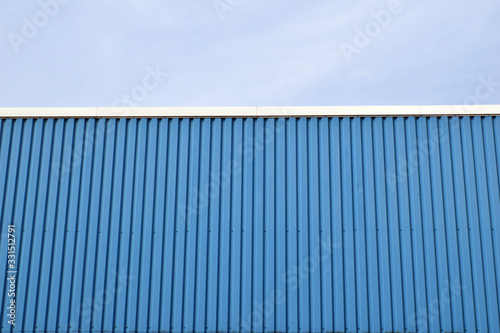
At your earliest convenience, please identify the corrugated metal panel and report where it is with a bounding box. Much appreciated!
[0,116,499,333]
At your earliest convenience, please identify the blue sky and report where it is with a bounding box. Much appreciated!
[1,0,499,107]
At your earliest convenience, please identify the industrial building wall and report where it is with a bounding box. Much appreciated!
[0,116,499,333]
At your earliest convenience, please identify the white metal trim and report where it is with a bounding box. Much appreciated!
[1,105,499,118]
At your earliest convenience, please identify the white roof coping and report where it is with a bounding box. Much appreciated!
[1,105,499,118]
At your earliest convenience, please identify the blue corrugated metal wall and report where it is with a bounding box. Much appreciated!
[0,116,499,333]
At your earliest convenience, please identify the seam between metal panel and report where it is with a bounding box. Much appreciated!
[480,117,500,319]
[33,119,55,330]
